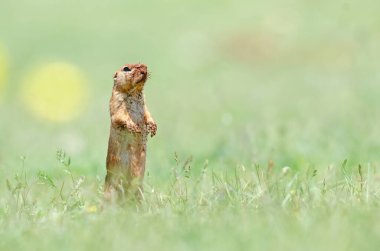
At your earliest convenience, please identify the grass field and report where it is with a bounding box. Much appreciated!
[1,0,380,250]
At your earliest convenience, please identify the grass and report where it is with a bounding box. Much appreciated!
[1,0,380,250]
[1,152,380,250]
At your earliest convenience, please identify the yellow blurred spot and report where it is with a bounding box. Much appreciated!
[86,205,98,213]
[22,62,87,122]
[0,44,8,98]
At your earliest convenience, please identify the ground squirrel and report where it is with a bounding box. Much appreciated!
[105,63,156,201]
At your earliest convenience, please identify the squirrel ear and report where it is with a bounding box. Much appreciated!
[113,72,117,80]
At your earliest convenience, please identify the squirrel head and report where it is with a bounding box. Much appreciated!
[113,63,148,93]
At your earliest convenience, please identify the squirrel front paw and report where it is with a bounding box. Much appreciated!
[123,121,141,134]
[146,120,157,137]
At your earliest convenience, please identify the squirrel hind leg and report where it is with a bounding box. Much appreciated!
[104,183,118,203]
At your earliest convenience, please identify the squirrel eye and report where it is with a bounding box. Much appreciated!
[123,66,131,72]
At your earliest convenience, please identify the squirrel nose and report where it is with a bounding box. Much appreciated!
[136,64,147,72]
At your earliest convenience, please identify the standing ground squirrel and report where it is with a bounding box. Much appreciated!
[105,63,156,201]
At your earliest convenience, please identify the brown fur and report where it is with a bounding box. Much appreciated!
[105,63,156,201]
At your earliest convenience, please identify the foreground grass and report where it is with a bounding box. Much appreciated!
[1,153,380,251]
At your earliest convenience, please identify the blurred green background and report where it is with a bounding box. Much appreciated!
[1,0,380,179]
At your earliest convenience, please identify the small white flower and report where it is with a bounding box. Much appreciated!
[282,166,290,174]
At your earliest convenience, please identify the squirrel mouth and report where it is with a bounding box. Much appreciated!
[135,74,147,84]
